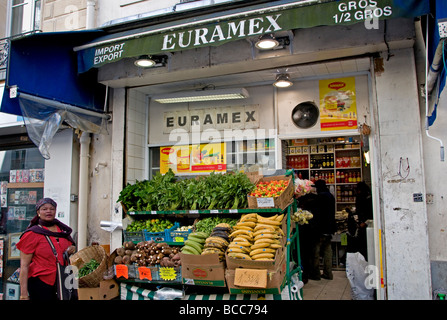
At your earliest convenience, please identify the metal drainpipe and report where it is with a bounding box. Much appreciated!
[78,132,91,250]
[86,0,96,29]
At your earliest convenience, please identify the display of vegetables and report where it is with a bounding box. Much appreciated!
[78,259,100,277]
[227,213,284,261]
[193,216,238,235]
[117,169,255,212]
[249,180,289,198]
[181,224,233,261]
[292,208,313,225]
[114,240,181,267]
[126,218,174,232]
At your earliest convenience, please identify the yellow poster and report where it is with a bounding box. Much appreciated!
[160,142,226,175]
[319,77,357,131]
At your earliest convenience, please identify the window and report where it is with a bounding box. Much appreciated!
[9,0,41,37]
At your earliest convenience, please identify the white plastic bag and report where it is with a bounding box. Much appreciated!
[346,252,374,300]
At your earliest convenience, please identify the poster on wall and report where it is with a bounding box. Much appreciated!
[319,77,357,131]
[160,143,226,175]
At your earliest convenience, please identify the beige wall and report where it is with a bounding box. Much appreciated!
[42,0,87,32]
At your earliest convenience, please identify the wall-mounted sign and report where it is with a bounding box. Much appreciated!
[75,0,429,72]
[319,77,357,131]
[160,142,226,175]
[163,105,259,134]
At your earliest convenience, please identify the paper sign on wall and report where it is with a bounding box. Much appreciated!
[319,77,357,131]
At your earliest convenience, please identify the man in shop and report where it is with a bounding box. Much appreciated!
[311,180,336,280]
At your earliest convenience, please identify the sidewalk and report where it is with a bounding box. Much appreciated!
[302,270,351,300]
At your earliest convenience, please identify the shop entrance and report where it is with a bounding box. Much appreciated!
[282,135,373,271]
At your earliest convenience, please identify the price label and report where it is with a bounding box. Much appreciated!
[189,210,199,214]
[256,197,275,208]
[229,209,238,213]
[234,268,267,288]
[159,267,177,281]
[115,264,129,279]
[151,211,157,215]
[210,210,219,214]
[138,267,153,281]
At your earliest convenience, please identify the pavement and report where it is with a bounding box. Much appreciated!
[302,270,352,300]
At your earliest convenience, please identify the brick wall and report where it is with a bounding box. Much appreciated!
[42,0,87,32]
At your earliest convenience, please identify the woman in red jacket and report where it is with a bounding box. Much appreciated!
[17,198,76,300]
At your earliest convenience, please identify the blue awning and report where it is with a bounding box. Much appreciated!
[0,30,109,158]
[427,0,447,127]
[1,30,107,118]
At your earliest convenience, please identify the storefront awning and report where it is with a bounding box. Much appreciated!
[0,31,109,158]
[74,0,430,73]
[427,0,447,127]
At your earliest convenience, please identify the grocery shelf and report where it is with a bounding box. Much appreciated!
[127,207,285,216]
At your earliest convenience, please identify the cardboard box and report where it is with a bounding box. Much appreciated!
[247,175,294,211]
[225,256,287,295]
[180,252,226,287]
[78,279,119,300]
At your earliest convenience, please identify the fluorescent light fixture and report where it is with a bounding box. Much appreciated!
[152,88,249,104]
[134,55,156,67]
[273,73,293,88]
[255,34,279,50]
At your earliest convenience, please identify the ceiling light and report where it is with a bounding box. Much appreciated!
[255,34,279,50]
[134,55,156,68]
[152,88,249,104]
[273,73,293,88]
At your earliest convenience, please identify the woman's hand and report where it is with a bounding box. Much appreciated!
[66,245,76,255]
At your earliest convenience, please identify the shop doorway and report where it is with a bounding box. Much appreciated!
[282,135,373,271]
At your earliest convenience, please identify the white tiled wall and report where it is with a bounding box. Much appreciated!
[126,89,147,184]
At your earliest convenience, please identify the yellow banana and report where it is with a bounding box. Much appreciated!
[231,241,252,247]
[254,224,277,232]
[230,229,253,237]
[250,242,270,250]
[236,221,257,228]
[249,248,276,256]
[251,253,275,260]
[253,229,277,237]
[228,252,252,260]
[269,243,282,249]
[254,238,277,244]
[233,225,254,232]
[275,214,284,222]
[228,247,248,254]
[254,233,280,241]
[257,218,282,226]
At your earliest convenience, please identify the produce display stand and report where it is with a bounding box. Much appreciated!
[118,201,303,301]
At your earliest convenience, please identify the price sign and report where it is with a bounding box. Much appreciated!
[115,264,129,279]
[256,197,275,208]
[159,267,177,281]
[234,268,267,288]
[138,267,153,281]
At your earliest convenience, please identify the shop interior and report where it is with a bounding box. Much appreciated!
[141,58,374,275]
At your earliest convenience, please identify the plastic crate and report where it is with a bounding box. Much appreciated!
[123,231,144,243]
[144,222,180,242]
[168,227,193,243]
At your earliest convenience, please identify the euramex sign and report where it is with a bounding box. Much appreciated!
[75,0,429,72]
[163,105,259,134]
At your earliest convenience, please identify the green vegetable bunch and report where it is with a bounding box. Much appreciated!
[78,259,100,278]
[117,169,255,211]
[194,216,238,235]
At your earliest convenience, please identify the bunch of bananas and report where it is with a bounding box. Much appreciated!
[227,213,284,260]
[201,223,232,261]
[181,231,208,255]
